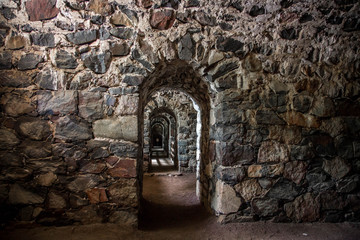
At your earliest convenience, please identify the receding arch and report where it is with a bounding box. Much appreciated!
[138,59,212,209]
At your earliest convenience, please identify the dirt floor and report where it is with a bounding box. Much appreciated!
[1,173,360,240]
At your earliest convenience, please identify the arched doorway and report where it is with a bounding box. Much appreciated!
[138,59,212,213]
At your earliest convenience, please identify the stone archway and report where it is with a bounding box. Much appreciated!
[138,59,212,208]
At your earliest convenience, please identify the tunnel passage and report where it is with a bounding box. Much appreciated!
[144,90,200,173]
[138,59,212,209]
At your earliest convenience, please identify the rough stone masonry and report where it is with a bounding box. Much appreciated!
[0,0,359,227]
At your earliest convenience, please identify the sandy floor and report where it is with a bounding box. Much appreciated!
[1,173,359,240]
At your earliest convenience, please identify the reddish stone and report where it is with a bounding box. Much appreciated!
[107,158,136,178]
[285,193,320,222]
[284,161,308,185]
[150,9,176,30]
[136,0,153,9]
[26,0,59,21]
[105,156,120,167]
[86,188,108,204]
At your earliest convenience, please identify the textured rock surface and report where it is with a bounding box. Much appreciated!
[93,116,138,141]
[212,180,242,214]
[285,193,320,222]
[0,0,359,226]
[37,91,77,115]
[235,179,264,202]
[83,51,112,74]
[26,0,59,21]
[66,30,97,45]
[9,184,44,204]
[150,9,176,30]
[18,53,42,70]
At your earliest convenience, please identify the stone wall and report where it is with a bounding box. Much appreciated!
[0,0,359,226]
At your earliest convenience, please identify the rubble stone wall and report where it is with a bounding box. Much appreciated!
[0,0,359,226]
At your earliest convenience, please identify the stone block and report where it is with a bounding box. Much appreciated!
[36,172,57,187]
[109,27,134,39]
[322,157,351,179]
[37,90,77,115]
[319,191,345,210]
[110,42,130,56]
[136,0,153,8]
[66,30,98,45]
[88,0,114,15]
[311,97,335,117]
[282,111,320,128]
[86,188,108,204]
[0,70,32,88]
[266,179,300,201]
[26,0,59,21]
[6,35,26,50]
[235,179,265,202]
[0,51,12,70]
[80,162,106,174]
[107,158,137,178]
[256,110,285,125]
[247,164,284,178]
[290,145,315,161]
[93,116,138,142]
[1,93,35,117]
[16,117,51,140]
[18,53,42,70]
[243,54,262,72]
[284,161,308,185]
[54,50,78,69]
[284,193,320,222]
[83,50,112,74]
[211,180,242,214]
[108,178,137,207]
[216,37,244,53]
[67,174,101,192]
[9,184,44,204]
[0,128,20,149]
[150,9,176,30]
[30,33,55,47]
[55,116,92,141]
[258,141,289,163]
[115,95,138,115]
[109,142,138,158]
[178,33,195,61]
[306,169,335,193]
[47,191,67,209]
[110,12,133,27]
[79,91,104,121]
[251,198,279,217]
[293,92,313,113]
[221,143,254,166]
[35,67,58,90]
[19,140,52,158]
[215,165,246,185]
[268,126,301,145]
